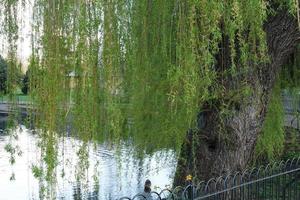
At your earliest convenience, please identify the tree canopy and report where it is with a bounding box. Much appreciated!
[1,0,279,145]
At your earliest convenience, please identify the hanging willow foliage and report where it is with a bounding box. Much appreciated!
[1,0,299,197]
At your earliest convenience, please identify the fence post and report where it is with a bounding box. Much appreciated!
[118,157,300,200]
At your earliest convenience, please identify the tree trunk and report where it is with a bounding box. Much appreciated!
[174,10,300,186]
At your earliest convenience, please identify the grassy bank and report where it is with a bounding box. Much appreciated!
[0,94,30,103]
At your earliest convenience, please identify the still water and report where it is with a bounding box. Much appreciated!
[0,117,176,200]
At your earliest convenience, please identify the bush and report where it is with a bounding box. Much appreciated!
[21,70,29,95]
[0,55,7,94]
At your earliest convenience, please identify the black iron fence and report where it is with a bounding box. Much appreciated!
[119,157,300,200]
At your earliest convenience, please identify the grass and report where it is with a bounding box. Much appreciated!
[0,94,31,103]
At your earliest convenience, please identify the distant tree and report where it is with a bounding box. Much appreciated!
[21,70,29,95]
[17,62,24,88]
[0,55,7,94]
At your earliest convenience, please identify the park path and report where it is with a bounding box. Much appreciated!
[0,102,31,115]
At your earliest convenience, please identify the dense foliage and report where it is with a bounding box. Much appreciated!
[255,79,285,161]
[25,0,271,148]
[21,69,29,95]
[0,55,7,94]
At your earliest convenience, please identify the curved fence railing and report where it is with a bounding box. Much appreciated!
[119,157,300,200]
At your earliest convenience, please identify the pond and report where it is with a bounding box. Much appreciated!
[0,116,177,200]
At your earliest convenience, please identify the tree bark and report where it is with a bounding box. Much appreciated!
[174,10,300,186]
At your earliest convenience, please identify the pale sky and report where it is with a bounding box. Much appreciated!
[0,0,33,72]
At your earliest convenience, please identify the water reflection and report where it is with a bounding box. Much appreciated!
[0,116,176,200]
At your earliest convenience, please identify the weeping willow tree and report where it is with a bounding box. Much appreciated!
[1,0,300,195]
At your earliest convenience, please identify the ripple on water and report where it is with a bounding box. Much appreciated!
[0,125,176,200]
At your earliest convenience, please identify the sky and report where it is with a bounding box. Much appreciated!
[0,0,33,72]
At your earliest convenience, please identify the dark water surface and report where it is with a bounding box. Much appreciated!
[0,116,176,200]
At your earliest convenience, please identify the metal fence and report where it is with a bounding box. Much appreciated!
[119,157,300,200]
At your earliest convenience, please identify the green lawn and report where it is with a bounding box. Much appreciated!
[0,87,31,103]
[0,94,31,103]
